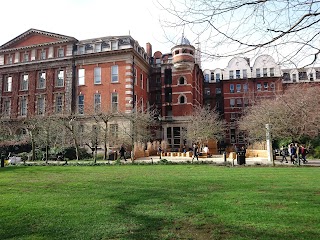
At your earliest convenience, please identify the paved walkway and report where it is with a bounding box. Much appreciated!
[134,155,320,166]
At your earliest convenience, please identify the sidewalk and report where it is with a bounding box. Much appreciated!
[135,155,320,166]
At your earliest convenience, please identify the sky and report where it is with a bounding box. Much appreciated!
[0,0,222,70]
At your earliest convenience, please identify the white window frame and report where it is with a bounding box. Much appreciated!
[94,67,101,84]
[37,72,46,89]
[58,48,64,57]
[37,96,45,115]
[236,84,241,92]
[20,97,27,116]
[230,84,234,93]
[3,99,11,116]
[5,76,12,92]
[111,92,118,112]
[78,69,85,85]
[111,65,118,83]
[20,74,28,91]
[55,95,63,113]
[56,70,64,87]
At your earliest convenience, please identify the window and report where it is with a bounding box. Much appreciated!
[230,84,234,93]
[156,93,161,103]
[292,74,297,82]
[4,76,12,92]
[156,76,161,85]
[8,55,13,64]
[78,69,85,85]
[264,82,268,90]
[94,94,101,113]
[155,58,161,64]
[270,68,274,77]
[236,70,240,79]
[37,72,46,89]
[229,70,234,79]
[111,92,118,112]
[37,96,45,115]
[180,96,185,104]
[111,41,118,50]
[230,129,236,143]
[263,68,267,77]
[243,69,247,78]
[111,65,118,83]
[79,45,85,54]
[23,53,29,62]
[94,67,101,84]
[55,95,63,113]
[316,71,320,79]
[216,88,221,94]
[58,48,64,57]
[56,70,64,87]
[204,74,209,82]
[236,84,241,92]
[78,95,84,114]
[3,99,11,116]
[205,88,210,95]
[270,82,275,90]
[256,68,261,77]
[283,72,290,81]
[244,98,249,107]
[20,97,27,116]
[257,83,262,91]
[140,73,143,88]
[110,124,118,138]
[231,113,236,120]
[179,76,185,85]
[164,69,172,85]
[216,73,221,82]
[40,50,46,60]
[95,44,101,52]
[210,73,215,81]
[299,72,307,80]
[230,98,235,108]
[20,74,28,90]
[243,84,248,92]
[310,73,314,81]
[237,98,242,107]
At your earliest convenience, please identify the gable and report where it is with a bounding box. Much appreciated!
[10,34,63,48]
[0,29,77,50]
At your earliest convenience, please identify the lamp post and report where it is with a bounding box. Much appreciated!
[265,123,274,164]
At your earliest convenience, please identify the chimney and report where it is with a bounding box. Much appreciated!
[146,43,152,57]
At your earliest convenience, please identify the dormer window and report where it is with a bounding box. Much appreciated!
[175,50,179,55]
[24,53,29,62]
[40,50,46,60]
[79,45,85,54]
[111,41,118,50]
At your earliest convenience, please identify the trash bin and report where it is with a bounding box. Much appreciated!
[237,151,246,165]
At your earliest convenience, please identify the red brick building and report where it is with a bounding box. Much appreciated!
[0,29,77,121]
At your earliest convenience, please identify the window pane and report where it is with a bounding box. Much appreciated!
[78,69,85,85]
[94,67,101,84]
[78,95,84,114]
[111,65,118,82]
[57,70,64,87]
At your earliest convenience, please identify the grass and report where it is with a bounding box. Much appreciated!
[0,165,319,240]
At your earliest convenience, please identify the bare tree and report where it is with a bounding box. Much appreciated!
[186,106,225,146]
[239,84,320,142]
[156,0,320,67]
[120,106,158,161]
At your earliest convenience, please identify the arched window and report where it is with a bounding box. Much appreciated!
[180,96,185,104]
[179,76,185,85]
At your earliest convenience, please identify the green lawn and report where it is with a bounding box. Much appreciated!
[0,165,319,240]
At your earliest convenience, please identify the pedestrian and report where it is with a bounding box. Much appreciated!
[119,145,127,161]
[290,143,296,164]
[203,145,209,157]
[280,145,288,163]
[191,143,199,161]
[158,146,162,159]
[300,145,308,164]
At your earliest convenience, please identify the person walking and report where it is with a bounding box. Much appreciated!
[191,143,199,162]
[119,145,127,161]
[290,143,296,164]
[280,145,288,163]
[158,146,162,160]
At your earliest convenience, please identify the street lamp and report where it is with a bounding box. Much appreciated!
[265,123,274,164]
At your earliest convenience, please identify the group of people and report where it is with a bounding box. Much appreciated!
[280,143,308,164]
